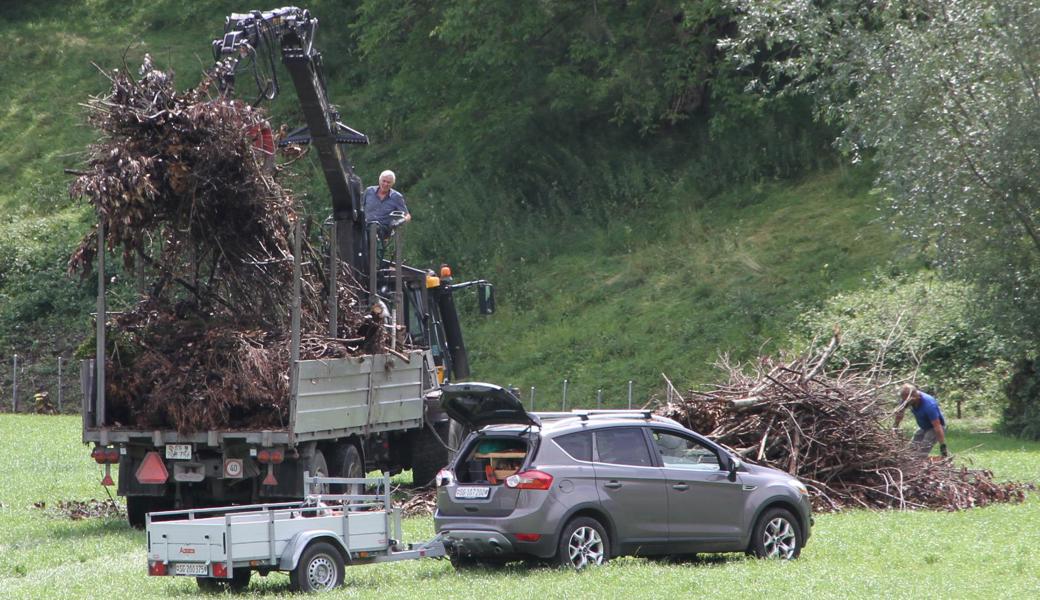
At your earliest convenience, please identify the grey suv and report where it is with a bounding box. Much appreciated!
[434,383,812,569]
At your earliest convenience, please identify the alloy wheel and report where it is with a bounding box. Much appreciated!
[566,526,605,569]
[762,516,797,559]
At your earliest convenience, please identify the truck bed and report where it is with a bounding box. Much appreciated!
[83,350,431,445]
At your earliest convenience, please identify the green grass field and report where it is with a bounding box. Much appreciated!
[1,414,1038,599]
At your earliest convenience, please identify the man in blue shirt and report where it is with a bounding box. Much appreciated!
[363,169,410,238]
[893,383,949,458]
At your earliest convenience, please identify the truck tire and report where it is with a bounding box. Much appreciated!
[330,443,363,496]
[126,496,169,529]
[447,418,470,462]
[410,422,449,487]
[289,541,344,592]
[304,450,329,495]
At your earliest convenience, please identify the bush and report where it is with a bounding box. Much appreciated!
[796,271,1013,417]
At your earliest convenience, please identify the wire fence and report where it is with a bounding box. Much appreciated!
[0,354,84,415]
[508,379,644,412]
[0,353,648,417]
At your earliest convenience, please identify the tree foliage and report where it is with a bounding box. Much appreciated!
[797,271,1012,415]
[725,0,1040,335]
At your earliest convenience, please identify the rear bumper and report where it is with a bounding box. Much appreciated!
[435,511,560,559]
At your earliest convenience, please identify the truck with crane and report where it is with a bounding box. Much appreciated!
[80,6,494,527]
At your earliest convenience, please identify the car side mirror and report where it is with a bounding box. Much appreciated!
[727,456,742,482]
[478,282,495,315]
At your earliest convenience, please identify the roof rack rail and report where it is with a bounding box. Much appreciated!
[531,409,657,422]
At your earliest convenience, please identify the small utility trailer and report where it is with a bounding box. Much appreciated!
[145,474,446,592]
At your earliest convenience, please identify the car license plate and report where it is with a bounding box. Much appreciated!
[454,486,490,499]
[174,563,208,576]
[165,444,192,460]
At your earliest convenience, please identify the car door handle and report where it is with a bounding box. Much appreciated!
[603,481,622,489]
[672,483,689,491]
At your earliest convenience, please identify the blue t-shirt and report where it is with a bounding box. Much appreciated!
[910,392,946,430]
[363,186,408,229]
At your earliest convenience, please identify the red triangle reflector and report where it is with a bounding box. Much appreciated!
[135,451,169,485]
[101,464,114,487]
[262,464,278,486]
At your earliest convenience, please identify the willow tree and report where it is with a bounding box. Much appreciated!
[725,0,1040,335]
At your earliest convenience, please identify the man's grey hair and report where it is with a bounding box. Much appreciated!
[379,169,396,184]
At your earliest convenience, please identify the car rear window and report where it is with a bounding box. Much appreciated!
[594,428,653,466]
[554,431,592,462]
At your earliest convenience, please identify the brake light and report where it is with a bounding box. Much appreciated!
[135,451,169,485]
[258,449,270,463]
[212,562,228,578]
[148,561,167,576]
[436,468,455,487]
[505,470,553,490]
[515,533,542,542]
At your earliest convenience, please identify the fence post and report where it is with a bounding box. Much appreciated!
[12,354,17,413]
[58,357,64,413]
[597,389,602,409]
[530,386,536,411]
[628,380,633,409]
[562,379,568,411]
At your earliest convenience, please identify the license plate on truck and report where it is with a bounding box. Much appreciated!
[173,563,208,576]
[455,486,490,499]
[165,444,192,460]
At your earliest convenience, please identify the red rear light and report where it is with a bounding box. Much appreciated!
[515,533,542,542]
[105,448,120,463]
[270,449,284,464]
[211,562,228,578]
[135,451,169,485]
[505,470,553,490]
[148,561,167,576]
[91,448,106,464]
[258,449,271,463]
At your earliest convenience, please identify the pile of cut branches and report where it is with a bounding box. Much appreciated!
[658,339,1029,511]
[70,58,387,432]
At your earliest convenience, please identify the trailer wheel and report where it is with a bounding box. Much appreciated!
[290,541,345,592]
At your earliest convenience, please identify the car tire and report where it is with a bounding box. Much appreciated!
[554,517,609,570]
[290,541,345,592]
[749,508,803,560]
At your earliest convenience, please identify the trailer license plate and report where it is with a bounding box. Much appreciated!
[174,563,208,576]
[165,444,192,460]
[454,486,490,499]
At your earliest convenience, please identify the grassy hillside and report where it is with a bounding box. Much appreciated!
[460,168,903,405]
[1,2,933,412]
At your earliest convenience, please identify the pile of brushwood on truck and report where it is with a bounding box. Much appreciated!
[70,7,494,527]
